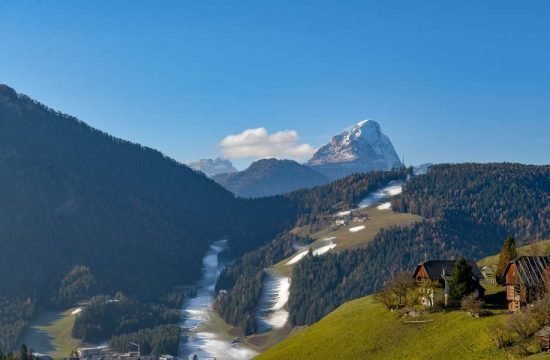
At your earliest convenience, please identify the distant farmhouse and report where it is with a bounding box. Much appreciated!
[333,209,367,227]
[412,260,485,307]
[503,256,550,312]
[480,265,497,285]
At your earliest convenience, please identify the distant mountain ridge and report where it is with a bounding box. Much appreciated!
[307,120,402,180]
[188,157,237,177]
[213,158,329,198]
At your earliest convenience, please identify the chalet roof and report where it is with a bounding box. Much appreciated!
[504,256,550,288]
[413,260,483,280]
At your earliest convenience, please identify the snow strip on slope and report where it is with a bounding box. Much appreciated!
[358,180,404,208]
[377,202,391,210]
[349,225,366,233]
[188,332,257,360]
[256,274,291,331]
[179,240,258,360]
[286,250,309,265]
[313,243,337,256]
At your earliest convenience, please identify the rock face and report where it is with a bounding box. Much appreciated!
[188,157,237,177]
[307,120,402,180]
[213,158,329,198]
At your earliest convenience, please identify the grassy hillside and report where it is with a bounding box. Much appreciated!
[273,206,421,277]
[18,307,89,358]
[257,296,510,360]
[478,240,550,268]
[259,240,550,359]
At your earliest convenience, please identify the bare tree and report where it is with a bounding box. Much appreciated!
[461,294,484,317]
[375,271,416,309]
[388,271,416,305]
[374,288,394,309]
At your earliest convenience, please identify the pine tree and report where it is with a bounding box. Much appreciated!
[18,345,28,360]
[496,236,518,285]
[449,257,475,300]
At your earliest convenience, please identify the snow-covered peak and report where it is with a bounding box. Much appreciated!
[354,119,379,131]
[306,120,402,180]
[345,120,382,145]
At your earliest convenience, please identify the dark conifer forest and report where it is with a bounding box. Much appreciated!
[0,84,294,352]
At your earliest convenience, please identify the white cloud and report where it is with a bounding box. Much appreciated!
[220,128,317,161]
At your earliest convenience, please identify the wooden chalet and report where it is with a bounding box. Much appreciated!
[412,260,484,307]
[503,256,550,312]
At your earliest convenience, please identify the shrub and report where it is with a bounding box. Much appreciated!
[507,312,538,340]
[461,294,485,317]
[487,323,513,348]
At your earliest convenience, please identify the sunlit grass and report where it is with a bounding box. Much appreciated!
[256,296,511,360]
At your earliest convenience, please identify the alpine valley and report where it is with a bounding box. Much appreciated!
[1,85,549,360]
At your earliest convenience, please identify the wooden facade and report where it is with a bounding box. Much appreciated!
[414,266,433,283]
[412,260,484,307]
[505,263,523,312]
[503,256,550,313]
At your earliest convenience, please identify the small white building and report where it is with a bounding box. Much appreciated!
[77,347,107,359]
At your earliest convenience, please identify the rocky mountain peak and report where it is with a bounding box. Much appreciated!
[188,157,237,177]
[306,120,402,180]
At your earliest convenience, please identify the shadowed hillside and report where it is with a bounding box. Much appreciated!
[0,84,295,352]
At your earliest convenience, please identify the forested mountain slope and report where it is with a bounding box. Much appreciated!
[215,170,408,334]
[0,85,295,352]
[288,163,549,325]
[212,158,329,198]
[393,163,549,240]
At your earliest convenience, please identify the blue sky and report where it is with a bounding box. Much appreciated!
[0,1,548,169]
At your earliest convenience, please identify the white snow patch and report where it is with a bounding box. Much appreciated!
[358,180,403,208]
[256,274,291,331]
[286,250,309,265]
[349,225,366,233]
[358,190,385,208]
[386,184,402,196]
[179,239,257,360]
[322,236,336,242]
[313,243,337,256]
[71,308,82,315]
[187,332,257,360]
[265,309,290,329]
[377,202,391,210]
[335,210,352,217]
